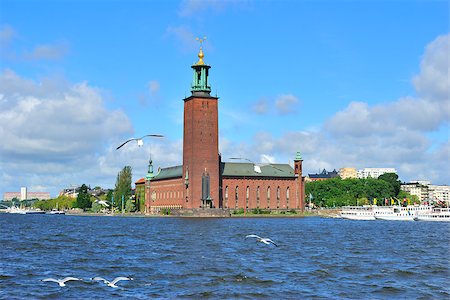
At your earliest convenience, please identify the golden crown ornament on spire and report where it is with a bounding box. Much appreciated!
[195,36,207,65]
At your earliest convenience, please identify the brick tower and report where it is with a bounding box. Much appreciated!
[294,151,305,212]
[183,41,219,209]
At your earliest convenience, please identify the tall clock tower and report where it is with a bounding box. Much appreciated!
[183,42,219,209]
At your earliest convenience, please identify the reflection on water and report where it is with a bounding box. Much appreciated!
[0,214,449,299]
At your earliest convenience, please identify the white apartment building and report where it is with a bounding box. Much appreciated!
[401,182,429,202]
[429,185,450,203]
[401,181,450,204]
[357,168,397,179]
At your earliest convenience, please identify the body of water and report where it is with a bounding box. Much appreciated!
[1,214,449,299]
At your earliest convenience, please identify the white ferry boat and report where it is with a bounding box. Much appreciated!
[374,205,432,221]
[7,206,45,214]
[415,207,450,222]
[340,205,376,220]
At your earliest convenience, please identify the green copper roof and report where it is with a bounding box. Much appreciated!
[294,151,302,161]
[151,165,183,181]
[221,162,295,178]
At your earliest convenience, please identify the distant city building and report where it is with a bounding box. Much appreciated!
[401,181,450,204]
[401,182,430,202]
[430,185,450,203]
[339,168,358,179]
[357,168,397,179]
[59,186,80,198]
[3,187,50,201]
[21,187,27,200]
[307,169,339,181]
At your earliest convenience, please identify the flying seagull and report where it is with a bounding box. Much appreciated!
[91,276,133,288]
[245,234,278,247]
[116,134,164,150]
[41,277,82,287]
[94,199,110,207]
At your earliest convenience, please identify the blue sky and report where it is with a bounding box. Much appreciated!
[0,0,448,197]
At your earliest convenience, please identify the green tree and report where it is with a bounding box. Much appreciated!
[114,166,132,208]
[76,184,92,210]
[378,173,401,196]
[125,200,136,212]
[106,189,113,203]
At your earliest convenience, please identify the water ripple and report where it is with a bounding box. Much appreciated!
[0,214,449,299]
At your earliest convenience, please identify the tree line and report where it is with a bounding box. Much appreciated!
[305,173,417,208]
[34,166,137,212]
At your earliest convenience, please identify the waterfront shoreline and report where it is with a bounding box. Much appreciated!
[1,208,341,218]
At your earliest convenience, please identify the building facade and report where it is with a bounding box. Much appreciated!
[3,188,51,201]
[338,167,358,179]
[357,168,397,179]
[145,47,305,214]
[307,169,339,181]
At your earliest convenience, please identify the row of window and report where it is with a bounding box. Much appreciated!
[224,186,290,209]
[155,191,182,200]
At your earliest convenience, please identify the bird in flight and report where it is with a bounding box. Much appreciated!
[116,134,164,150]
[41,277,82,287]
[245,234,278,247]
[91,276,133,288]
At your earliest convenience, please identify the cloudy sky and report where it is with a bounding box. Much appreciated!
[0,0,448,197]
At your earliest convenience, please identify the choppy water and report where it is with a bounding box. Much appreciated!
[0,214,449,299]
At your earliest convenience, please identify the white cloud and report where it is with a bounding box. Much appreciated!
[252,98,268,114]
[0,25,15,45]
[275,94,299,114]
[24,42,69,61]
[165,26,197,52]
[0,70,135,196]
[148,80,160,95]
[413,34,449,102]
[251,94,300,115]
[220,34,450,184]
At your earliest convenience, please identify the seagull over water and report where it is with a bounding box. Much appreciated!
[41,277,82,287]
[116,134,164,150]
[91,276,133,288]
[246,234,278,247]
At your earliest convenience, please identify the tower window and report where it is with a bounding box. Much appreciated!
[246,186,249,209]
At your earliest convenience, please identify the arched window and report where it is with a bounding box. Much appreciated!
[235,186,239,209]
[267,186,271,209]
[277,186,280,208]
[246,186,249,208]
[256,186,260,208]
[225,186,229,208]
[286,187,290,209]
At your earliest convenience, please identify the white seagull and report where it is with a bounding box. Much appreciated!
[91,276,133,288]
[116,134,164,150]
[245,234,278,247]
[94,199,110,207]
[41,277,82,287]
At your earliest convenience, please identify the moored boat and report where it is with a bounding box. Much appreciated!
[415,207,450,222]
[340,205,376,220]
[374,205,433,221]
[48,209,65,215]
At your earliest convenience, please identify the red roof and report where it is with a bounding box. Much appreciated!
[135,178,146,185]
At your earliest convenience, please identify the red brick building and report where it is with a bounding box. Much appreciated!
[145,46,305,214]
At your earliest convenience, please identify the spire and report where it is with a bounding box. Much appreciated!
[195,37,206,65]
[294,151,302,161]
[191,36,211,95]
[146,157,155,180]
